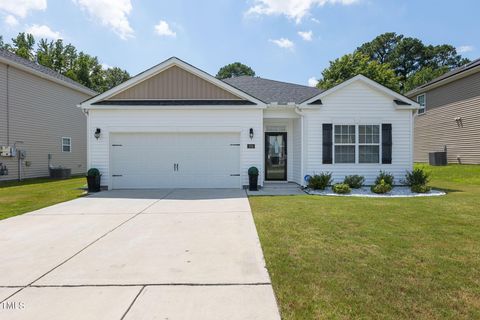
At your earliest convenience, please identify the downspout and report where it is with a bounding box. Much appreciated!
[6,65,10,145]
[294,106,306,186]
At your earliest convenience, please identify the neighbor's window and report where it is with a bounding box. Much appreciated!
[62,137,71,152]
[417,94,426,114]
[334,125,356,163]
[358,125,380,163]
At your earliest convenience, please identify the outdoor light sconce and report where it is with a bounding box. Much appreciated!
[249,128,254,139]
[94,128,101,140]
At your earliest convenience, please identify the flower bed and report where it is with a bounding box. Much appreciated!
[306,186,445,198]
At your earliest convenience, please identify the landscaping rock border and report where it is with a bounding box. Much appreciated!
[306,186,446,198]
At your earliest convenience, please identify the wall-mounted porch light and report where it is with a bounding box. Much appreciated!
[249,128,254,140]
[94,128,101,140]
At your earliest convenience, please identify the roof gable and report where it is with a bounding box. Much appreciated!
[81,57,264,108]
[301,75,419,109]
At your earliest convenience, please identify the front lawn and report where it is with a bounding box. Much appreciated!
[250,164,480,319]
[0,177,86,220]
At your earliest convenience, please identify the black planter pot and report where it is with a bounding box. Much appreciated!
[86,175,101,192]
[248,174,258,191]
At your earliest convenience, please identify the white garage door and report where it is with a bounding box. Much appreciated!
[110,132,241,189]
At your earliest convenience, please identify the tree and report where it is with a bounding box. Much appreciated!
[356,32,469,91]
[317,52,400,91]
[216,62,255,79]
[103,67,130,91]
[403,66,449,93]
[11,33,35,60]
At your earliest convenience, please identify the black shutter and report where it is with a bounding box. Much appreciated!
[322,124,333,164]
[382,124,392,164]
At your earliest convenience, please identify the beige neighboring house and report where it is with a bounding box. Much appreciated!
[407,58,480,164]
[0,49,96,181]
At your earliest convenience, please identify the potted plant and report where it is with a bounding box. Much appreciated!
[248,166,259,191]
[86,168,101,192]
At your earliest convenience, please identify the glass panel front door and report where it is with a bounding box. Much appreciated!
[265,132,287,181]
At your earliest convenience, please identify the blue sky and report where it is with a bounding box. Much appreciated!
[1,0,478,86]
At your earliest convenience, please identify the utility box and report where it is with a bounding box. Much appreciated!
[0,146,16,157]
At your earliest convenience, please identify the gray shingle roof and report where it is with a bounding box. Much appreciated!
[0,48,96,94]
[223,76,323,104]
[407,57,480,96]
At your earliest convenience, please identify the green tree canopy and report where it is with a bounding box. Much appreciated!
[317,52,400,91]
[216,62,255,79]
[1,32,130,93]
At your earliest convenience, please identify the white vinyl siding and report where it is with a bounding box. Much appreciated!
[88,109,263,189]
[304,80,413,185]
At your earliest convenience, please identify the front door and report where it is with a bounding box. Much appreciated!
[265,132,287,181]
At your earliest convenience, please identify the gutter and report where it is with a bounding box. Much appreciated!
[6,65,9,145]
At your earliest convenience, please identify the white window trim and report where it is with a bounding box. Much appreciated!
[62,137,72,153]
[417,94,426,115]
[333,124,382,164]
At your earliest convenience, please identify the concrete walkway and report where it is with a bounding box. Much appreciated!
[0,189,280,320]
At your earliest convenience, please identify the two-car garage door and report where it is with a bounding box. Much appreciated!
[110,132,241,189]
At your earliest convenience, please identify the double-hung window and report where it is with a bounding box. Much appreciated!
[358,125,380,163]
[417,94,426,114]
[334,125,356,163]
[62,137,71,152]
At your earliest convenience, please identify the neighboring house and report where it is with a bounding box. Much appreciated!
[407,58,480,164]
[79,57,418,190]
[0,49,96,181]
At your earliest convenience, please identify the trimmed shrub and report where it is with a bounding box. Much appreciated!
[375,171,395,186]
[343,175,365,189]
[308,172,333,190]
[87,168,100,176]
[248,166,259,176]
[404,168,430,187]
[411,184,431,193]
[333,183,351,194]
[371,179,392,194]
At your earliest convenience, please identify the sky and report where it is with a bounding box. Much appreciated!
[0,0,478,86]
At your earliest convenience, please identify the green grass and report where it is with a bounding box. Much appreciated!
[250,165,480,319]
[0,177,86,220]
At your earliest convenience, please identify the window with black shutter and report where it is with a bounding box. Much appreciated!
[322,124,333,164]
[382,124,392,164]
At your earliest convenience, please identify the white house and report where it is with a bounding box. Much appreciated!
[79,57,419,190]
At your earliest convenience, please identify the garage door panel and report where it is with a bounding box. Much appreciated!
[111,133,241,189]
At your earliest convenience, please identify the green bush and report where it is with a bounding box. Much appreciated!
[343,175,365,189]
[248,166,259,176]
[375,171,395,186]
[308,172,333,190]
[87,168,100,176]
[371,179,392,194]
[332,183,351,194]
[411,184,431,193]
[404,168,430,187]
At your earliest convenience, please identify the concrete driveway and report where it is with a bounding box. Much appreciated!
[0,189,280,320]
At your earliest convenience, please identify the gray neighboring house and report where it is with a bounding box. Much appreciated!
[0,49,96,181]
[407,58,480,164]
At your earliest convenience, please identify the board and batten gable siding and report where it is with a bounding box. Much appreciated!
[412,71,480,164]
[304,80,413,185]
[87,108,263,188]
[0,62,91,181]
[107,66,243,101]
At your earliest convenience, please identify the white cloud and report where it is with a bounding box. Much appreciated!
[298,30,313,41]
[311,17,320,23]
[0,0,46,18]
[247,0,358,23]
[269,38,294,50]
[26,24,62,39]
[101,63,112,69]
[154,20,176,37]
[308,76,318,87]
[73,0,134,40]
[4,14,19,27]
[457,45,474,53]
